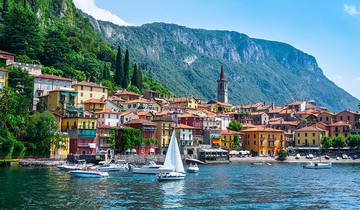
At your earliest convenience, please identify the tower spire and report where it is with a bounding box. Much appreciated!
[220,65,225,80]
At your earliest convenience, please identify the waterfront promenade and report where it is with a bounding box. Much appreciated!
[230,156,360,163]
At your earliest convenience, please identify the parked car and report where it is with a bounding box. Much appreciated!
[295,154,301,159]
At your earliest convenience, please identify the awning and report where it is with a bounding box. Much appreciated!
[126,149,131,153]
[60,92,69,96]
[131,148,137,153]
[212,139,221,144]
[70,92,77,96]
[149,148,155,153]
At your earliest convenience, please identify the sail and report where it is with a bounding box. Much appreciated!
[163,131,185,173]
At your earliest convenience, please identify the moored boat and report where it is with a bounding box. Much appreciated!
[57,160,88,171]
[187,163,199,173]
[132,161,172,174]
[69,170,109,178]
[158,131,186,181]
[303,162,332,169]
[98,160,129,172]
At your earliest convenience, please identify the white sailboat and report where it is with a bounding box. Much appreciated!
[158,131,186,181]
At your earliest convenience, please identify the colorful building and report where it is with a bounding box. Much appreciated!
[207,99,233,113]
[175,124,195,155]
[37,87,78,112]
[294,126,326,147]
[218,130,242,150]
[97,110,122,128]
[329,121,351,138]
[83,98,106,112]
[120,98,161,112]
[113,89,141,100]
[153,116,174,154]
[33,74,72,110]
[242,127,285,156]
[124,119,157,155]
[72,81,108,104]
[0,68,8,89]
[169,97,200,109]
[0,50,15,66]
[61,112,98,155]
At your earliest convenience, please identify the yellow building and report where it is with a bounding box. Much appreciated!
[218,130,242,149]
[242,127,285,156]
[0,68,8,89]
[38,88,78,112]
[207,100,233,113]
[72,81,108,104]
[50,132,70,159]
[83,98,106,112]
[170,97,200,109]
[153,116,174,154]
[294,126,326,147]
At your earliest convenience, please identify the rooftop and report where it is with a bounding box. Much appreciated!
[35,73,72,81]
[295,126,325,132]
[73,81,106,88]
[83,98,106,104]
[124,119,157,126]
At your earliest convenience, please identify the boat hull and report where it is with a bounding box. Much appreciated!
[187,167,199,173]
[303,163,332,169]
[158,172,186,181]
[69,170,109,178]
[98,165,129,172]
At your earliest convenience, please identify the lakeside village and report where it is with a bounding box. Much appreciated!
[1,49,360,166]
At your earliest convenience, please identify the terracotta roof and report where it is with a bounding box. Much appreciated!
[0,50,15,56]
[73,81,106,88]
[113,89,140,96]
[110,96,126,102]
[155,111,171,116]
[97,110,120,114]
[124,98,153,104]
[242,127,284,132]
[171,97,196,103]
[208,100,231,107]
[319,111,335,116]
[221,130,243,135]
[176,124,194,129]
[83,98,105,104]
[295,126,325,132]
[35,73,72,81]
[268,120,299,126]
[178,113,195,118]
[250,112,266,116]
[125,119,157,126]
[279,109,295,114]
[330,121,351,127]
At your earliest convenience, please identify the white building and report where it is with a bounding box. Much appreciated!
[216,114,231,130]
[176,124,193,146]
[98,110,140,127]
[12,62,42,76]
[33,74,72,110]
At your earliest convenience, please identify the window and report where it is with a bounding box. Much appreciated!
[340,116,343,121]
[312,133,315,137]
[103,88,105,93]
[92,122,95,129]
[348,116,350,121]
[81,86,83,90]
[298,133,300,137]
[320,117,322,121]
[326,117,329,121]
[312,139,315,145]
[83,122,86,129]
[298,140,300,144]
[254,140,256,145]
[90,93,93,98]
[81,92,83,97]
[305,133,308,137]
[90,87,93,91]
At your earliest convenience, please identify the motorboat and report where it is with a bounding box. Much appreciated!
[187,163,199,173]
[69,170,109,178]
[303,162,332,169]
[158,131,186,181]
[57,160,88,171]
[132,161,172,174]
[98,160,129,172]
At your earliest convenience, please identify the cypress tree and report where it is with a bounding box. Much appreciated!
[2,0,8,14]
[131,64,141,89]
[122,49,130,88]
[114,46,123,86]
[138,65,143,89]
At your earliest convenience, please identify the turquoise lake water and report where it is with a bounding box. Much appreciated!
[1,163,360,209]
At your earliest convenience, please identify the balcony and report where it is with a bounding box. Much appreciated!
[67,129,96,138]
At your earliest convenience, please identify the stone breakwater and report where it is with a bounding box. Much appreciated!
[19,159,66,167]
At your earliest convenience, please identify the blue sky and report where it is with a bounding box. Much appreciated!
[74,0,360,99]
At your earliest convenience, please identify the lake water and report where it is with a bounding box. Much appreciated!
[1,163,360,209]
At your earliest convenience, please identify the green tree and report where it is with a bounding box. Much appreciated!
[333,135,346,149]
[101,79,115,93]
[3,6,42,59]
[42,23,71,67]
[26,111,58,157]
[122,48,130,88]
[348,135,360,148]
[8,67,34,107]
[277,149,288,161]
[321,136,333,149]
[228,120,243,131]
[114,46,123,86]
[131,63,142,89]
[2,0,8,14]
[232,134,240,149]
[41,66,64,76]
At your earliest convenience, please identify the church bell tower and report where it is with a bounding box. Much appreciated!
[217,66,228,103]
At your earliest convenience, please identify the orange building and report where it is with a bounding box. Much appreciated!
[242,127,285,156]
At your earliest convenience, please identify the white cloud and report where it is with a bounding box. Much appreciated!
[73,0,128,26]
[344,4,359,16]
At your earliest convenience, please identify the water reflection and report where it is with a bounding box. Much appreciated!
[160,180,185,208]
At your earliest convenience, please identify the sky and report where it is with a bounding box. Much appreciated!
[73,0,360,99]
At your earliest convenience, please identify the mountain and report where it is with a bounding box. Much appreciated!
[87,18,358,111]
